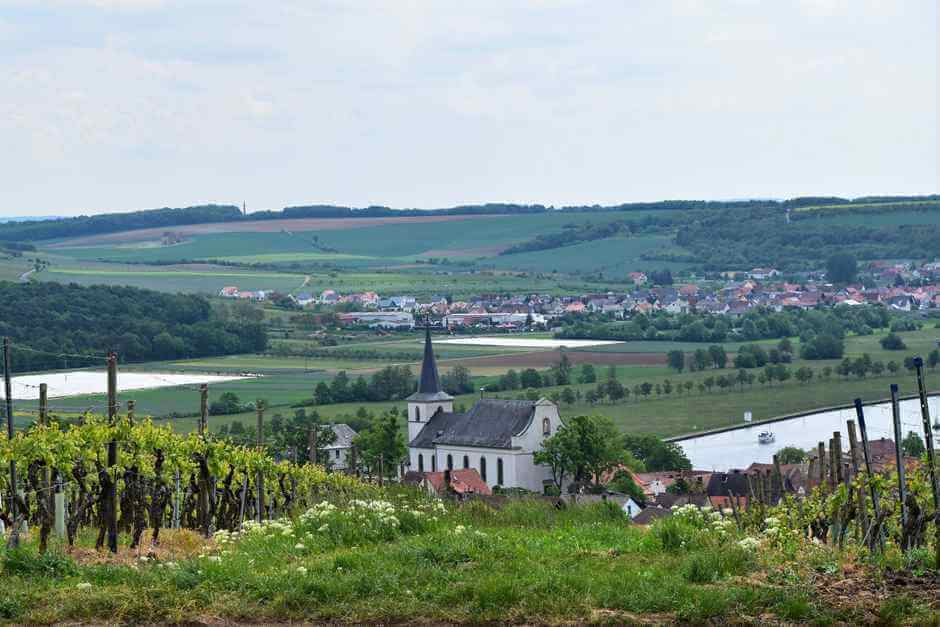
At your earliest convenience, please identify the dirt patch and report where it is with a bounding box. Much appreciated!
[440,349,666,370]
[814,568,940,621]
[48,215,512,248]
[67,529,211,566]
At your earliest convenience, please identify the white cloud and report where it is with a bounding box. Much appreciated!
[0,0,935,215]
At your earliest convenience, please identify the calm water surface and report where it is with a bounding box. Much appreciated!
[676,396,940,471]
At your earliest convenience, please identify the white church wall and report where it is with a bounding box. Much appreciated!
[409,447,436,473]
[433,445,523,489]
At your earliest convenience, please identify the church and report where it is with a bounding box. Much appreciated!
[407,327,563,493]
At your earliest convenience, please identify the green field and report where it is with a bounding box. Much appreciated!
[43,211,688,280]
[811,208,940,227]
[24,252,639,297]
[48,212,634,266]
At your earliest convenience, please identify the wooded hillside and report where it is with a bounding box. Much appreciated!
[0,281,266,370]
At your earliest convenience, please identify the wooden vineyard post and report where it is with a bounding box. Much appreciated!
[847,420,868,542]
[256,400,264,523]
[199,384,208,438]
[889,384,908,532]
[913,357,940,569]
[772,454,784,499]
[833,432,843,485]
[38,383,47,426]
[238,476,248,530]
[307,426,316,465]
[807,456,817,491]
[829,436,840,542]
[817,442,827,491]
[127,400,135,426]
[39,382,51,518]
[3,337,17,542]
[106,352,118,553]
[855,398,884,551]
[828,438,837,492]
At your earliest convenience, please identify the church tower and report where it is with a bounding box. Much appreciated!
[407,322,453,442]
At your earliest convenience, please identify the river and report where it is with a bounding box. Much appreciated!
[673,396,940,472]
[0,370,251,400]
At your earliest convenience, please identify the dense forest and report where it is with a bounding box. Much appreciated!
[0,282,266,371]
[0,205,242,242]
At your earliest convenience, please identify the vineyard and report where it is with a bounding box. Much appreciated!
[0,414,370,554]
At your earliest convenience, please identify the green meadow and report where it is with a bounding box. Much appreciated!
[2,493,907,624]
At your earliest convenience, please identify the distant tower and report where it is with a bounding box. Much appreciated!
[242,201,247,217]
[407,321,453,442]
[785,207,791,225]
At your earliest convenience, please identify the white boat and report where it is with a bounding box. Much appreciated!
[757,431,775,445]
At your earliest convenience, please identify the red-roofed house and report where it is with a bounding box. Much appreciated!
[422,469,492,497]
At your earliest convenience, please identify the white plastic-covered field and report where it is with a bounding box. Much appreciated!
[0,371,251,400]
[435,338,621,349]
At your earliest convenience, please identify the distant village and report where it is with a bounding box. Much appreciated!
[217,261,940,330]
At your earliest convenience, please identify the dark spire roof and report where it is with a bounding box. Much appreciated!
[408,398,543,449]
[407,322,453,402]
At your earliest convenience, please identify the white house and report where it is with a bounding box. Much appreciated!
[324,423,357,471]
[406,326,563,493]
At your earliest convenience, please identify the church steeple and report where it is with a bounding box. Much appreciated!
[408,318,452,402]
[418,323,442,395]
[407,317,453,443]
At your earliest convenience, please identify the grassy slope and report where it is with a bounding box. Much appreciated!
[0,498,876,625]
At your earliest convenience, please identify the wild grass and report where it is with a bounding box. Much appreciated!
[0,495,874,624]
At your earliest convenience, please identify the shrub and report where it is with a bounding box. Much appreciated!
[680,545,753,583]
[1,548,78,578]
[880,332,906,350]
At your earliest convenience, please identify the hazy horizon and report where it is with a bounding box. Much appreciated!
[1,0,936,218]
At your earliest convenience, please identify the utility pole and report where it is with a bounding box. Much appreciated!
[3,338,17,535]
[106,352,118,553]
[256,399,264,523]
[199,384,208,438]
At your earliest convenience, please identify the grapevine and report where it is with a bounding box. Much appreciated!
[0,414,375,552]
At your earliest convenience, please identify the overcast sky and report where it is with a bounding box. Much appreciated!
[1,0,936,217]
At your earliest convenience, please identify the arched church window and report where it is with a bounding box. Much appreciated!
[447,454,453,470]
[418,454,424,472]
[415,407,421,422]
[480,457,487,482]
[542,417,551,435]
[463,455,469,469]
[497,458,504,485]
[431,455,437,472]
